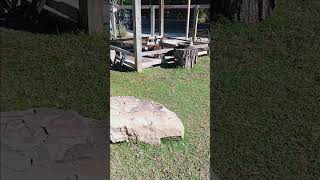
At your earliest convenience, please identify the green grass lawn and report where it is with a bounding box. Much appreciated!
[110,57,210,179]
[0,28,108,120]
[211,0,320,179]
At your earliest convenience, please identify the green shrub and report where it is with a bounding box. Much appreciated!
[117,24,127,39]
[198,9,207,24]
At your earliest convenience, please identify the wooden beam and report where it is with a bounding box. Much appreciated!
[192,5,200,43]
[198,51,208,56]
[186,0,191,40]
[25,0,77,22]
[110,46,134,56]
[142,58,163,69]
[133,0,143,72]
[118,55,164,69]
[150,5,156,37]
[159,0,164,37]
[160,41,178,48]
[191,43,209,49]
[79,0,105,34]
[117,4,210,10]
[165,36,190,42]
[141,48,174,56]
[36,0,47,14]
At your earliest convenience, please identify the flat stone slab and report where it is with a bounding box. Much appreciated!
[0,108,107,180]
[110,96,184,144]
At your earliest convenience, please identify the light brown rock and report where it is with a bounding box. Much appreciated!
[110,96,184,144]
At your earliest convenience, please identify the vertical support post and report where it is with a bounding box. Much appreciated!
[186,0,191,40]
[79,0,105,34]
[111,3,117,38]
[159,0,164,37]
[133,0,142,72]
[111,15,117,38]
[150,5,155,37]
[192,5,200,43]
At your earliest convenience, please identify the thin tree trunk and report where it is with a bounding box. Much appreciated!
[213,0,275,23]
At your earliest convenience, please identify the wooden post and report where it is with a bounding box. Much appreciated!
[111,3,117,38]
[192,5,200,43]
[159,0,164,37]
[150,5,156,37]
[185,0,191,40]
[133,0,143,72]
[79,0,105,34]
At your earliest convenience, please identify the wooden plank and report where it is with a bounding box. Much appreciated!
[37,0,47,14]
[186,0,191,40]
[141,48,174,56]
[159,0,164,37]
[150,5,156,37]
[122,56,136,68]
[192,43,209,49]
[160,41,178,48]
[79,0,105,34]
[110,50,116,62]
[111,36,152,42]
[118,4,210,10]
[121,56,162,69]
[142,58,163,69]
[124,61,135,69]
[198,51,208,56]
[133,0,143,72]
[112,55,135,69]
[25,0,77,22]
[44,5,77,23]
[166,36,190,42]
[110,45,134,56]
[192,5,200,43]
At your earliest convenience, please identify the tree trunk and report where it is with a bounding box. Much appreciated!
[213,0,275,23]
[174,46,198,69]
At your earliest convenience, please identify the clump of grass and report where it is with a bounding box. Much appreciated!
[198,9,207,24]
[117,24,127,39]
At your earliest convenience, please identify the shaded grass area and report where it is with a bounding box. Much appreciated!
[0,28,108,120]
[111,58,210,179]
[211,0,320,179]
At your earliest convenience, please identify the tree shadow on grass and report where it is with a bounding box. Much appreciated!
[110,61,179,73]
[110,63,135,72]
[160,62,178,69]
